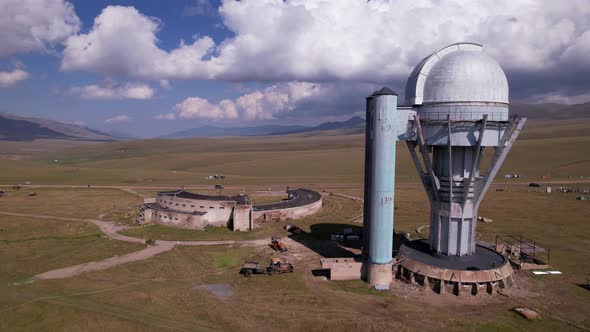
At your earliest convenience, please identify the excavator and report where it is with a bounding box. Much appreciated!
[270,236,287,252]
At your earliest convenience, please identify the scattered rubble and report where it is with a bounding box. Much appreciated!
[285,223,301,234]
[478,216,493,223]
[513,307,540,320]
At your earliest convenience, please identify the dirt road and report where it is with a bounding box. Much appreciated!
[33,241,176,280]
[0,211,282,280]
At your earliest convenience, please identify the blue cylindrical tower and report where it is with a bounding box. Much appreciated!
[365,87,397,289]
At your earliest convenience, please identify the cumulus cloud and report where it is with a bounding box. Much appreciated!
[0,0,80,56]
[526,90,590,105]
[61,6,216,79]
[60,1,590,84]
[0,68,29,88]
[159,79,171,90]
[183,0,215,17]
[69,79,155,100]
[104,115,130,124]
[154,113,176,120]
[172,82,320,120]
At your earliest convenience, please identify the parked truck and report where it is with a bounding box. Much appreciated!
[240,258,294,277]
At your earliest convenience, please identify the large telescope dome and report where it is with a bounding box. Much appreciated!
[423,50,508,104]
[405,43,509,121]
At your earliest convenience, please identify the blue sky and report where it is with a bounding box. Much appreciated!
[1,0,589,138]
[1,0,243,137]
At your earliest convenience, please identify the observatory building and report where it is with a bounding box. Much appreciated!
[138,188,322,232]
[327,43,526,294]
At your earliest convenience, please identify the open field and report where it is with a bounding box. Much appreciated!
[0,118,588,187]
[0,186,588,330]
[0,214,144,284]
[0,118,589,331]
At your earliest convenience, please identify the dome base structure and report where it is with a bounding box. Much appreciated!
[396,240,515,296]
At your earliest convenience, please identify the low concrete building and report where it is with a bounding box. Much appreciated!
[138,188,322,231]
[139,191,253,231]
[321,257,365,281]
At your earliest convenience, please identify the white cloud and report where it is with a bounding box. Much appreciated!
[0,0,80,56]
[183,0,215,17]
[104,115,130,124]
[527,91,590,105]
[154,113,176,120]
[0,68,29,88]
[61,6,216,79]
[560,30,590,66]
[173,82,320,120]
[60,1,590,82]
[70,80,155,100]
[159,79,171,90]
[174,97,238,120]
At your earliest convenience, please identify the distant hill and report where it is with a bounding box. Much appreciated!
[510,102,589,119]
[160,124,307,138]
[271,116,365,135]
[158,102,590,139]
[161,117,366,138]
[0,113,116,141]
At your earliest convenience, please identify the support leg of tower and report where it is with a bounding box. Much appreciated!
[368,263,393,290]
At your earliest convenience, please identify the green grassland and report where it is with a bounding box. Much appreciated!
[0,187,143,220]
[0,214,144,284]
[0,118,588,187]
[0,118,589,331]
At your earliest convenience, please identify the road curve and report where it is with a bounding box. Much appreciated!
[0,211,271,280]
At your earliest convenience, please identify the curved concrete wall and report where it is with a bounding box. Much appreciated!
[155,194,234,226]
[139,189,323,231]
[252,195,323,222]
[142,207,209,229]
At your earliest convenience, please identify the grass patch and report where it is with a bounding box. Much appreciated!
[330,280,391,297]
[213,253,238,269]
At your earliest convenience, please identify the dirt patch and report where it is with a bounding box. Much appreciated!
[196,283,234,300]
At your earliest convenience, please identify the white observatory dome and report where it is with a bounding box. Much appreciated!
[405,43,509,121]
[423,51,508,104]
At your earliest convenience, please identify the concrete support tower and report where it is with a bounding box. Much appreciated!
[404,43,526,256]
[363,87,398,289]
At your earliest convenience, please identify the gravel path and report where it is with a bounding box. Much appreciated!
[0,211,274,280]
[33,242,176,280]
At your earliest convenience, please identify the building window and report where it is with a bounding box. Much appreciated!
[182,204,186,207]
[200,206,204,208]
[174,218,178,220]
[209,206,214,209]
[176,203,179,206]
[220,207,225,209]
[190,205,195,207]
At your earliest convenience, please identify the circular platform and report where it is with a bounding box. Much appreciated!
[396,240,514,295]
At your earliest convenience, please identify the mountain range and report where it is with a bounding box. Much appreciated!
[0,113,115,141]
[160,116,366,138]
[158,124,307,138]
[0,102,587,141]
